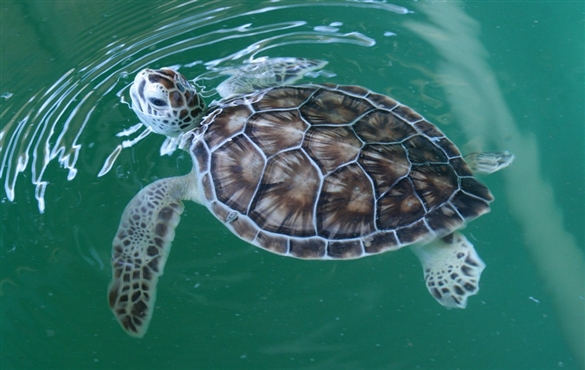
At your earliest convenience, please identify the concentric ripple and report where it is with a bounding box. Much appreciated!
[0,1,410,212]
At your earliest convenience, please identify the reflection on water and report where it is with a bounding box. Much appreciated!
[0,1,407,213]
[405,4,584,366]
[1,1,582,369]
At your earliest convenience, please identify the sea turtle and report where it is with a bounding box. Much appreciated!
[108,60,514,337]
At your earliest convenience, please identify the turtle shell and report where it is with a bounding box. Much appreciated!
[190,84,493,259]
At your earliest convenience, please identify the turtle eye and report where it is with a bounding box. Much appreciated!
[149,97,167,107]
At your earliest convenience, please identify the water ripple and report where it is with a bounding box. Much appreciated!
[0,1,410,212]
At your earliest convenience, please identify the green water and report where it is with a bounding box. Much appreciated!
[1,1,583,369]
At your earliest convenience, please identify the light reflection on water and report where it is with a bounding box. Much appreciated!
[1,1,582,368]
[0,1,406,213]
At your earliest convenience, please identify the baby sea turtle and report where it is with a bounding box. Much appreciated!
[108,60,514,337]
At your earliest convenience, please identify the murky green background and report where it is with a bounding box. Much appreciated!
[1,1,583,369]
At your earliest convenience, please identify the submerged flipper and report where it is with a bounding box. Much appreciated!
[108,174,196,337]
[464,151,514,174]
[216,57,328,98]
[410,232,486,309]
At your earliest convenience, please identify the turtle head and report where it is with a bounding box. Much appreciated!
[130,68,206,137]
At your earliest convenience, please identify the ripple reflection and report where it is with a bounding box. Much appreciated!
[0,1,410,212]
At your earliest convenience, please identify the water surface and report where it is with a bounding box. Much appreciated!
[1,1,583,369]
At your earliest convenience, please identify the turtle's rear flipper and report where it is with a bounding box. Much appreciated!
[464,151,514,174]
[410,232,486,309]
[108,175,193,337]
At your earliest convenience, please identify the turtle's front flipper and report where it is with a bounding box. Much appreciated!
[216,57,328,97]
[108,174,196,337]
[410,232,486,309]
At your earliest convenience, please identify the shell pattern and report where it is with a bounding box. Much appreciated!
[189,84,493,259]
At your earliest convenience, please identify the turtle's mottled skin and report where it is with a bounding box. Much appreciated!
[108,63,513,337]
